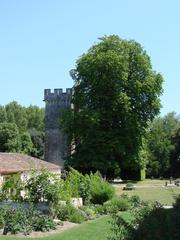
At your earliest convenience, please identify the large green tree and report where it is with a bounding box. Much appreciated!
[26,105,44,132]
[0,123,21,152]
[170,126,180,177]
[63,35,163,176]
[0,102,44,158]
[146,112,180,177]
[5,101,28,132]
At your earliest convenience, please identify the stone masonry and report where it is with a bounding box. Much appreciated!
[44,88,72,167]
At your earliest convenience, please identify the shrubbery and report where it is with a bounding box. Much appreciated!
[64,168,91,203]
[0,205,57,235]
[104,197,130,213]
[0,173,23,201]
[80,205,97,220]
[54,203,85,223]
[89,173,115,204]
[108,195,180,240]
[25,169,64,204]
[0,168,117,234]
[67,207,86,223]
[64,169,115,205]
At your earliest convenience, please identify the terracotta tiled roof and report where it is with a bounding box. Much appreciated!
[0,153,61,174]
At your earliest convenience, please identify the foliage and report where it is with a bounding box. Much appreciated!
[146,112,180,177]
[28,128,44,158]
[55,203,86,223]
[104,197,130,213]
[0,173,23,201]
[67,207,86,223]
[0,215,113,240]
[26,105,44,132]
[80,205,97,220]
[108,196,180,240]
[89,173,115,204]
[20,132,34,154]
[63,35,163,177]
[64,168,91,203]
[170,127,180,177]
[128,195,142,208]
[0,106,7,122]
[108,212,133,240]
[25,169,62,204]
[93,204,107,215]
[64,168,114,204]
[0,205,56,235]
[54,203,71,221]
[31,213,56,232]
[0,101,44,158]
[5,101,28,132]
[0,122,21,152]
[2,206,31,235]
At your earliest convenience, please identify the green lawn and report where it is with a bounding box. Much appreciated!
[115,179,180,205]
[0,212,130,240]
[0,216,111,240]
[1,180,179,239]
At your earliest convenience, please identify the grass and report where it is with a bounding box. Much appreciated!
[0,215,110,240]
[55,216,111,240]
[1,179,179,239]
[0,212,130,240]
[115,179,180,205]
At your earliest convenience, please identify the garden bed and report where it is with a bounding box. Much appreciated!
[1,221,78,238]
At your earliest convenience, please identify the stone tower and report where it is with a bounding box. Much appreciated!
[44,88,72,167]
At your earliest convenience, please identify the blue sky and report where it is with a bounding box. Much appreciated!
[0,0,179,116]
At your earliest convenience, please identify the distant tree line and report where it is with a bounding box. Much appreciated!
[0,101,44,158]
[146,112,180,178]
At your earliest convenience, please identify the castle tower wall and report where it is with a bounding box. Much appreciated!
[44,88,72,167]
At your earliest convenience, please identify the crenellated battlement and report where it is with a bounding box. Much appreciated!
[44,88,72,102]
[44,87,72,167]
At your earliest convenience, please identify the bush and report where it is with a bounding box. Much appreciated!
[108,212,133,240]
[0,173,23,201]
[54,203,70,221]
[31,214,56,232]
[64,168,91,203]
[25,169,63,204]
[80,205,96,220]
[129,195,142,208]
[89,173,115,204]
[104,197,130,214]
[68,208,86,223]
[64,169,115,205]
[1,206,32,235]
[0,205,57,235]
[108,196,180,240]
[55,203,86,223]
[94,204,107,215]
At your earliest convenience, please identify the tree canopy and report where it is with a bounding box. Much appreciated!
[0,101,44,158]
[63,35,163,177]
[146,112,180,177]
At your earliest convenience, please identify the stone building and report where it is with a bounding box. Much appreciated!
[0,152,61,187]
[44,88,72,167]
